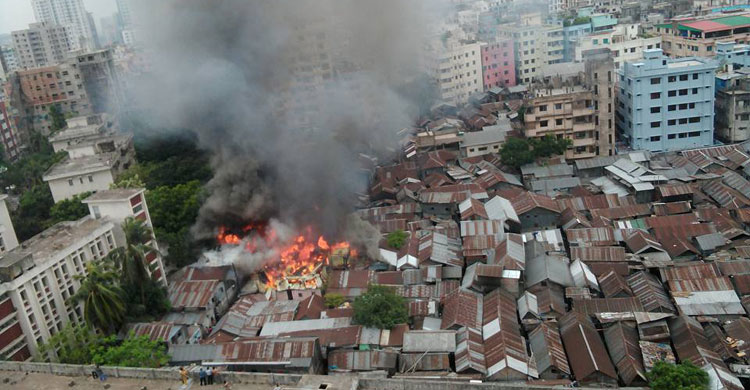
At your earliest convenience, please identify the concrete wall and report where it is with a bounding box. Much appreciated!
[47,169,114,203]
[0,361,302,386]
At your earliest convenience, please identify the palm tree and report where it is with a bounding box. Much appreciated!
[108,218,158,305]
[69,261,126,333]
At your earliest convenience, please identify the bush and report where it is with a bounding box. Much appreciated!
[325,293,346,308]
[386,230,408,249]
[353,285,408,329]
[647,361,708,390]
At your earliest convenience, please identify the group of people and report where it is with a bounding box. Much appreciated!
[179,366,231,388]
[198,367,216,385]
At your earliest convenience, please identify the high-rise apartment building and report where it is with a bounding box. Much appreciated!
[715,42,750,143]
[500,24,564,85]
[481,40,516,89]
[11,22,72,69]
[575,32,661,69]
[31,0,97,51]
[656,14,750,58]
[0,102,22,161]
[616,49,718,152]
[523,49,614,159]
[427,39,483,105]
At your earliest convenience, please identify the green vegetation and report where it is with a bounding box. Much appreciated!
[386,229,408,249]
[324,293,346,309]
[48,105,66,133]
[90,333,170,367]
[113,132,210,266]
[647,361,708,390]
[48,192,91,224]
[70,260,127,333]
[35,325,169,367]
[109,218,170,322]
[500,135,572,170]
[353,285,408,329]
[563,16,591,27]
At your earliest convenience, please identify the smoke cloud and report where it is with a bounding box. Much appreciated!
[128,0,445,250]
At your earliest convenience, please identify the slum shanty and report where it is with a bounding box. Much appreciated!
[153,99,750,389]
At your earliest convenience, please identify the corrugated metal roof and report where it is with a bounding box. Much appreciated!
[716,260,750,276]
[525,246,574,288]
[627,271,676,314]
[511,191,561,215]
[590,204,652,220]
[459,198,488,220]
[559,311,617,382]
[399,352,452,372]
[279,325,362,349]
[403,330,457,353]
[329,349,398,371]
[125,322,181,342]
[724,317,750,354]
[557,193,636,213]
[484,195,520,222]
[668,276,734,292]
[441,289,483,330]
[603,322,646,385]
[168,280,221,310]
[657,183,694,198]
[491,233,525,270]
[570,259,600,291]
[482,288,533,379]
[660,263,721,281]
[695,232,729,252]
[529,284,567,316]
[521,163,574,179]
[669,316,744,390]
[460,220,503,237]
[528,321,570,376]
[566,227,617,247]
[260,318,351,337]
[639,341,675,372]
[599,271,632,298]
[673,290,746,316]
[455,326,486,374]
[570,246,627,262]
[328,270,373,289]
[572,297,644,315]
[419,184,488,204]
[517,291,539,320]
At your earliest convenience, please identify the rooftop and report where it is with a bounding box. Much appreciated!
[43,154,117,180]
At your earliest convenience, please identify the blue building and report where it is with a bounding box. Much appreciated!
[563,23,591,63]
[616,49,718,152]
[716,41,750,71]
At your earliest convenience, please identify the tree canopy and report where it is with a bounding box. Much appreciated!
[353,285,408,329]
[500,135,572,170]
[69,261,126,333]
[48,192,91,224]
[324,293,346,309]
[35,325,169,368]
[647,361,708,390]
[386,230,408,249]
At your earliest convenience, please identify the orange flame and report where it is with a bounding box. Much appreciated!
[216,225,351,289]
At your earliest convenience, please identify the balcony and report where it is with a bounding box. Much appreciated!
[572,122,595,131]
[572,107,595,116]
[573,137,596,147]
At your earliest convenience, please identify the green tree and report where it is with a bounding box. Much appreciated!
[48,192,91,224]
[647,361,708,390]
[353,285,408,329]
[534,135,572,158]
[48,105,66,133]
[325,293,346,308]
[69,261,126,333]
[146,180,202,266]
[35,324,99,364]
[386,230,408,249]
[500,137,536,169]
[90,333,169,368]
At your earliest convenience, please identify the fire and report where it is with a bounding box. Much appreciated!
[216,224,352,289]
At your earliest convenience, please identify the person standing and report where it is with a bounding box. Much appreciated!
[199,367,207,386]
[207,367,214,385]
[179,367,189,386]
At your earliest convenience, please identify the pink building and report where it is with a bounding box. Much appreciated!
[481,40,516,90]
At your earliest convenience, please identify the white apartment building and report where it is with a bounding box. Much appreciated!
[83,188,167,286]
[428,39,484,105]
[0,188,167,359]
[11,22,72,69]
[501,24,564,85]
[0,216,121,357]
[0,196,19,255]
[31,0,97,51]
[43,115,134,203]
[576,33,662,69]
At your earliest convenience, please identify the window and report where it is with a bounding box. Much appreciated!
[689,117,700,123]
[679,74,688,81]
[540,120,549,127]
[689,103,695,109]
[650,121,660,128]
[679,118,688,124]
[538,105,547,111]
[650,92,661,99]
[68,179,73,186]
[668,134,676,139]
[679,103,687,110]
[650,77,661,85]
[689,131,701,137]
[556,119,563,125]
[668,119,676,126]
[650,136,661,142]
[679,89,688,96]
[668,90,676,97]
[668,105,676,111]
[555,103,562,109]
[92,206,101,219]
[651,107,661,113]
[668,76,676,82]
[693,73,699,80]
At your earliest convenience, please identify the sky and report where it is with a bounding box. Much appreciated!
[0,0,117,35]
